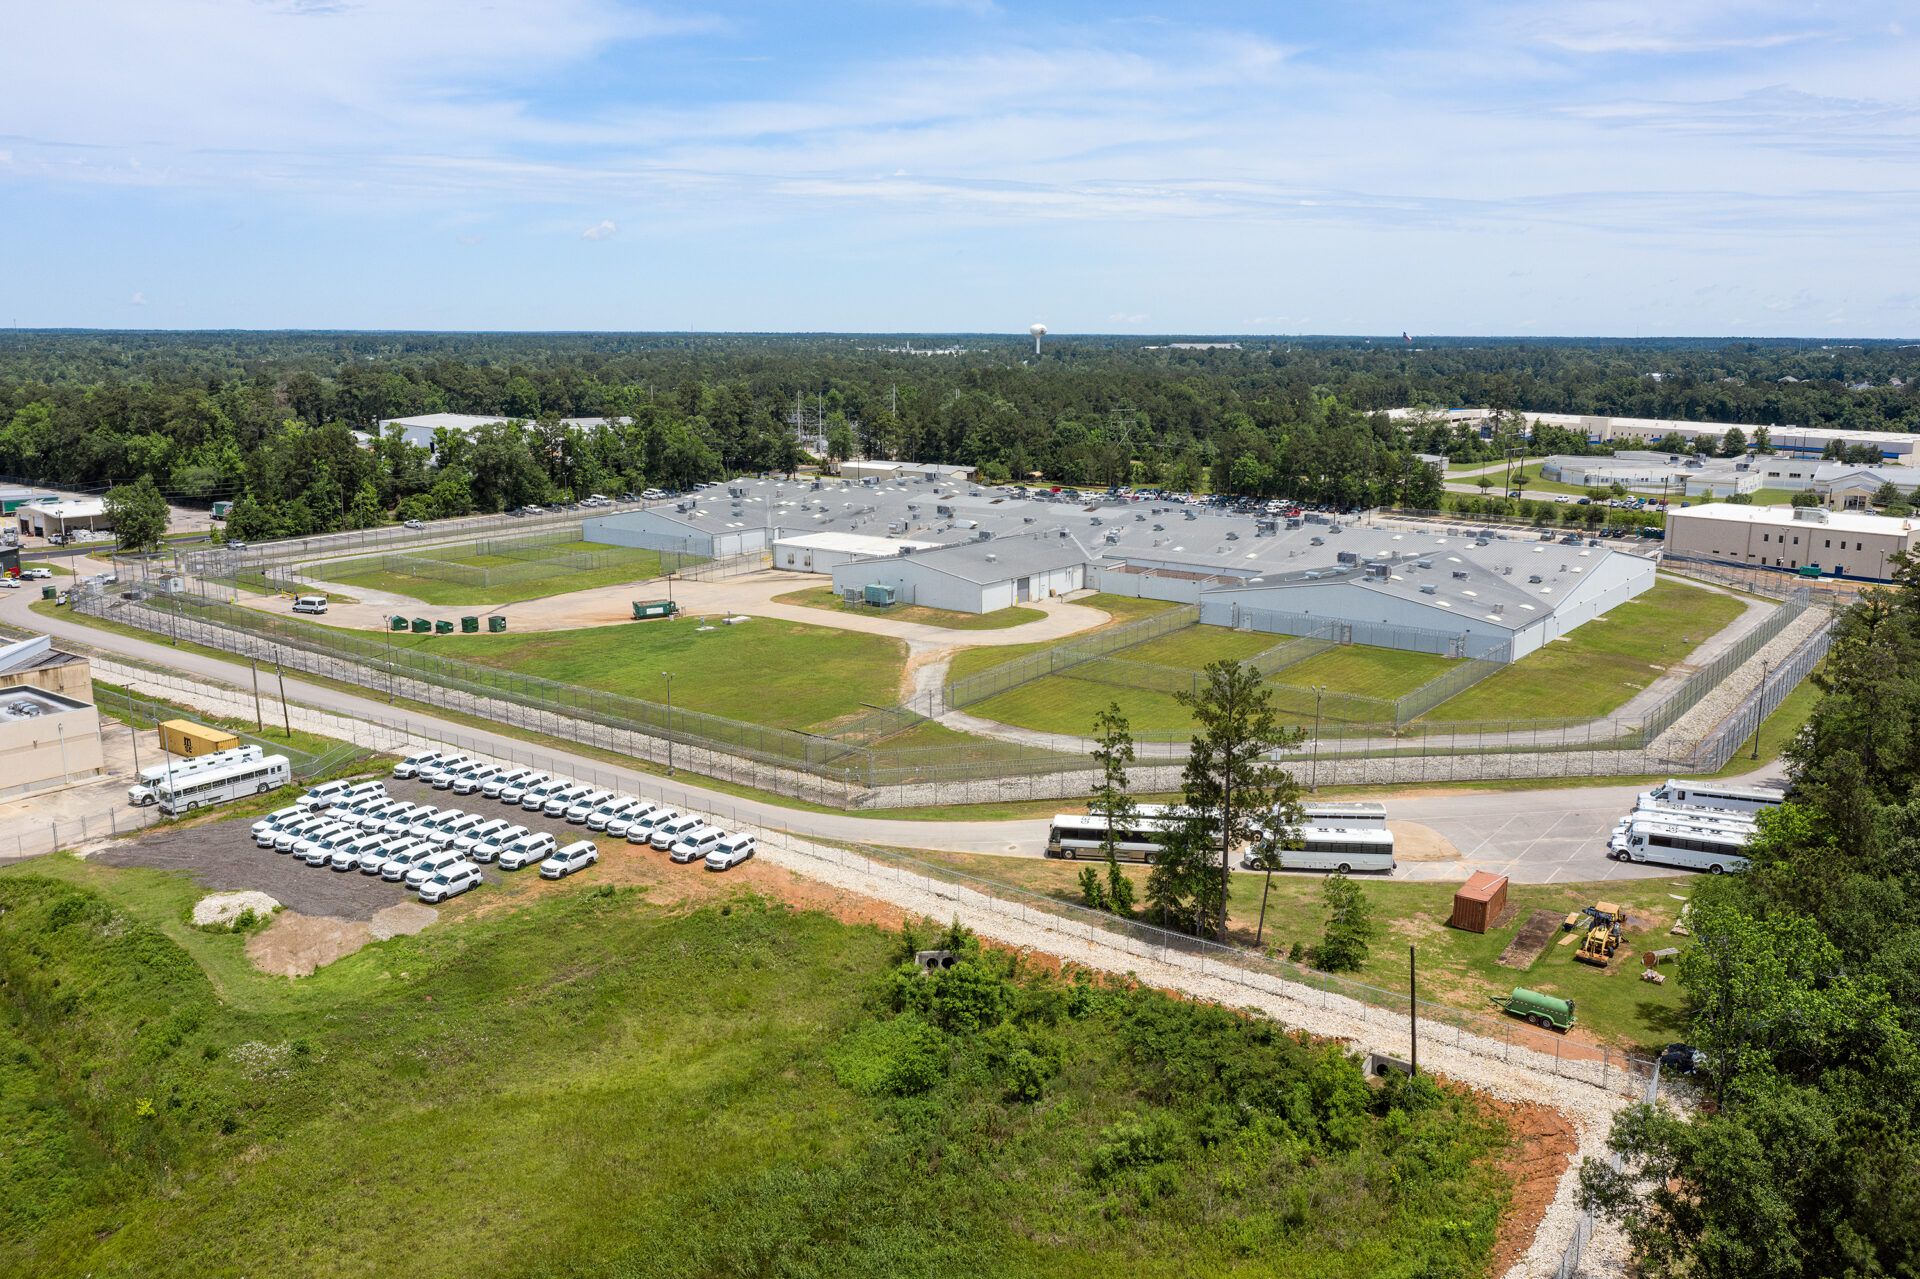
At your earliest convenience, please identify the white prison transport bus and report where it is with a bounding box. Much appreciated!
[1609,818,1750,874]
[126,744,265,806]
[156,755,292,816]
[1300,801,1388,828]
[1277,826,1396,874]
[1639,780,1785,816]
[1045,807,1182,863]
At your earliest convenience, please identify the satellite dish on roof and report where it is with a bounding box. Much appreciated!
[1030,322,1047,355]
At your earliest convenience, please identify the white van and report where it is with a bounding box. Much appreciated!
[1637,780,1785,817]
[292,595,329,614]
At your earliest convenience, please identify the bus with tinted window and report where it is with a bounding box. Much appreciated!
[155,755,292,816]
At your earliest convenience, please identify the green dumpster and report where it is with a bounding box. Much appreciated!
[488,615,507,633]
[632,599,678,620]
[41,585,56,601]
[411,617,431,634]
[461,616,479,633]
[390,615,408,631]
[434,620,454,635]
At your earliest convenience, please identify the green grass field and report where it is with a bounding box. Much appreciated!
[944,594,1182,686]
[0,862,1515,1278]
[916,853,1696,1051]
[774,585,1048,630]
[319,540,670,606]
[391,614,907,732]
[964,634,1461,738]
[1418,579,1747,724]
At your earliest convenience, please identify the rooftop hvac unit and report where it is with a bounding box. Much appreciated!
[1529,573,1543,583]
[1184,511,1197,520]
[1419,583,1438,594]
[1135,512,1146,521]
[1058,528,1070,537]
[1225,531,1239,541]
[936,505,952,516]
[1104,531,1120,544]
[1336,550,1359,564]
[1023,516,1036,523]
[1452,570,1469,579]
[1493,603,1506,614]
[985,553,997,562]
[1416,559,1433,569]
[1305,570,1323,580]
[1310,536,1325,546]
[1501,566,1513,575]
[1474,538,1490,547]
[1153,523,1165,531]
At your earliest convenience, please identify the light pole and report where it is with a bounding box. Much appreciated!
[1750,659,1772,760]
[251,660,264,733]
[275,661,291,741]
[1309,685,1326,792]
[1409,945,1419,1078]
[662,671,675,775]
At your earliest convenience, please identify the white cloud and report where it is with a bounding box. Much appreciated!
[581,220,616,241]
[130,291,147,305]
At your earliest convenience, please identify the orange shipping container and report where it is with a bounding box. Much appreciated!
[1451,871,1509,934]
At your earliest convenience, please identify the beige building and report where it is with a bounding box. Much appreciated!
[1665,504,1920,583]
[0,634,94,702]
[0,685,104,798]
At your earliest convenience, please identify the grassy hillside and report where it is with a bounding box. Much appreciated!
[0,866,1513,1279]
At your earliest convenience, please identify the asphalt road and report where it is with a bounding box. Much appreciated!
[3,587,1784,885]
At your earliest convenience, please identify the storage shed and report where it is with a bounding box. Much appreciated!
[1450,871,1509,934]
[158,719,239,758]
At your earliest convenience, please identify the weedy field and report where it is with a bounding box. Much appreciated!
[0,863,1515,1279]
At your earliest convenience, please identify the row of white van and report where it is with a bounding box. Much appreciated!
[1605,781,1779,874]
[390,749,759,872]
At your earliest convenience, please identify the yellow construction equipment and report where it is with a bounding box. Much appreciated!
[1573,901,1626,967]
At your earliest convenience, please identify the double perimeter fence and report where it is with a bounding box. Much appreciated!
[1553,1062,1664,1279]
[943,605,1201,709]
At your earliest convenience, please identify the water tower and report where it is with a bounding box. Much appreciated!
[1029,322,1047,355]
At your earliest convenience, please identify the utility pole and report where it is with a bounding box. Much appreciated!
[662,671,676,775]
[1750,659,1772,759]
[1409,945,1419,1078]
[251,660,264,732]
[275,661,292,741]
[1309,686,1326,792]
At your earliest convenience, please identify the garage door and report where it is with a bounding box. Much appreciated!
[1016,576,1032,602]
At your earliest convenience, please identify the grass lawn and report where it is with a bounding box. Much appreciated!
[319,540,670,606]
[390,614,907,733]
[1280,645,1460,700]
[944,593,1182,685]
[0,862,1515,1278]
[915,851,1696,1051]
[966,639,1456,737]
[774,585,1047,630]
[1420,579,1748,724]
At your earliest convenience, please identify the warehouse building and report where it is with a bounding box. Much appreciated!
[1391,407,1920,463]
[0,635,95,703]
[772,531,942,574]
[838,460,977,483]
[16,498,110,539]
[829,532,1093,613]
[1665,504,1920,582]
[0,485,61,514]
[1186,525,1658,661]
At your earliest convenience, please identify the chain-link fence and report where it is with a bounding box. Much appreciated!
[1553,1061,1664,1278]
[943,605,1201,709]
[1661,553,1866,605]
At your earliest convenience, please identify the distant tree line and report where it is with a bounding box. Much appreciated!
[0,333,1914,540]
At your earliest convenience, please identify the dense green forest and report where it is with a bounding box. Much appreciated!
[2,332,1916,540]
[1582,559,1920,1277]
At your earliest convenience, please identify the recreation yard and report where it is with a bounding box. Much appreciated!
[0,853,1519,1279]
[774,585,1048,630]
[317,539,674,607]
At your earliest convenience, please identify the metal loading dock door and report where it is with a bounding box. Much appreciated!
[1017,576,1032,603]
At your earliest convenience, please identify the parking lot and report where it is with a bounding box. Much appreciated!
[85,770,755,922]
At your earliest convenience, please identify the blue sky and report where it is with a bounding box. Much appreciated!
[4,0,1916,335]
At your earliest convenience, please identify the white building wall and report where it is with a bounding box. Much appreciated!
[1093,568,1208,604]
[829,559,987,612]
[1529,553,1660,653]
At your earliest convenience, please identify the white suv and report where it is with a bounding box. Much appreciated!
[649,814,703,851]
[667,825,724,865]
[419,862,482,903]
[497,832,559,871]
[704,834,757,872]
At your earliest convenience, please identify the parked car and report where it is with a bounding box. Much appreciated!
[667,825,724,864]
[332,834,389,872]
[497,832,559,871]
[586,796,643,832]
[392,750,446,780]
[451,764,506,795]
[403,519,426,530]
[563,788,616,823]
[416,754,473,785]
[251,805,304,841]
[378,841,437,882]
[606,802,664,839]
[649,814,704,851]
[522,778,576,812]
[542,782,596,818]
[483,768,541,801]
[359,835,413,875]
[704,834,757,872]
[434,761,491,791]
[539,840,600,879]
[404,848,468,889]
[419,861,483,903]
[380,802,431,836]
[454,817,512,856]
[469,823,530,864]
[21,566,53,580]
[498,772,551,805]
[272,816,331,853]
[625,806,680,844]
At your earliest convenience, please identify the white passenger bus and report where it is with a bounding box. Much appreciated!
[126,745,265,806]
[155,755,292,816]
[1609,819,1750,874]
[1638,780,1785,817]
[1243,826,1397,874]
[1045,808,1183,863]
[1623,804,1756,836]
[1299,801,1388,828]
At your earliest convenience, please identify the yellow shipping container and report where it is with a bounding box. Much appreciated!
[158,718,239,758]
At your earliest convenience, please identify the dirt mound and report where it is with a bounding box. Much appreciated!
[193,890,280,927]
[247,912,370,977]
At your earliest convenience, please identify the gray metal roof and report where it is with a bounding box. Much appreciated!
[865,531,1096,584]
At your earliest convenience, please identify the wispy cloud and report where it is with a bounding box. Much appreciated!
[581,220,616,241]
[130,291,147,305]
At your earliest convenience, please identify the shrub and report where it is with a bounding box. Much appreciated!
[829,1016,948,1097]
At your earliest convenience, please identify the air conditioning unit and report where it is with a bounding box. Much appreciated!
[1452,570,1469,579]
[1419,583,1438,594]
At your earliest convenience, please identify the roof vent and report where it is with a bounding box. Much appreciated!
[1310,536,1324,547]
[985,553,997,562]
[1529,573,1543,583]
[1419,583,1437,595]
[1415,559,1433,569]
[1452,570,1469,580]
[1225,531,1239,541]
